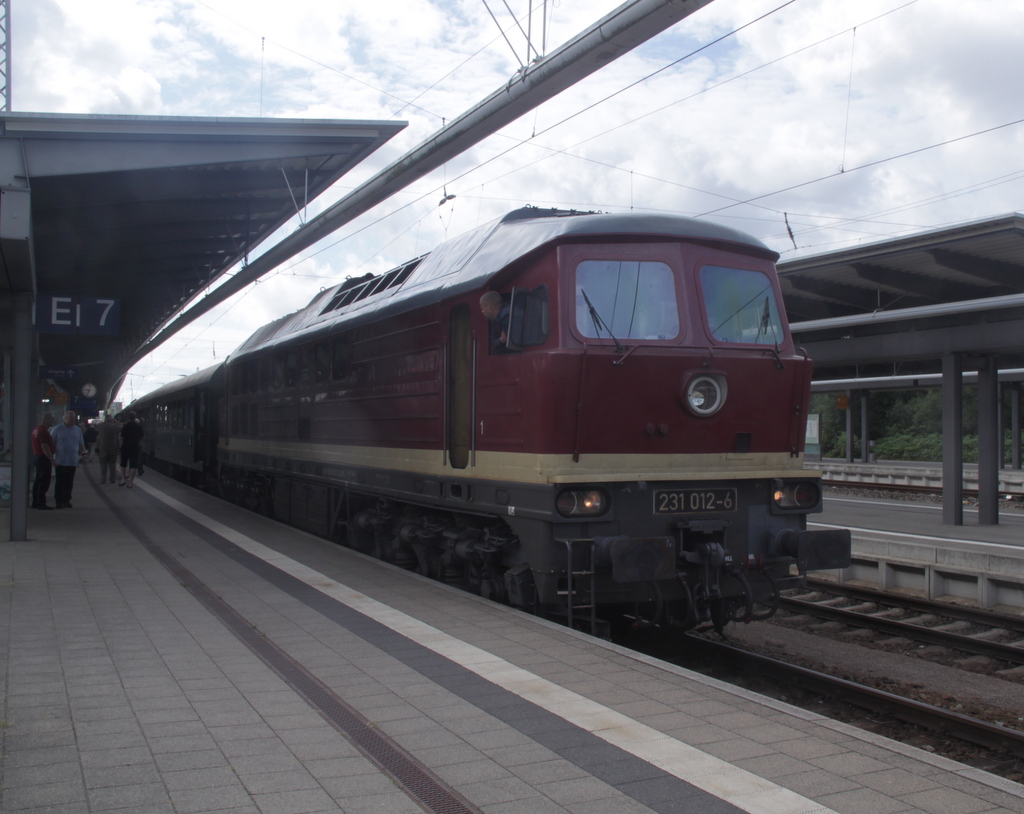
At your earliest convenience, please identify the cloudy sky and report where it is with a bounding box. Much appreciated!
[18,0,1024,402]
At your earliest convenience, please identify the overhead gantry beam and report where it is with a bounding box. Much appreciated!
[929,248,1024,290]
[853,262,1012,302]
[125,0,715,375]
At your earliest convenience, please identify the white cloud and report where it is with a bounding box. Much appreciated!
[15,0,1024,397]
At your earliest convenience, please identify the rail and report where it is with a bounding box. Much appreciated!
[780,585,1024,666]
[681,635,1024,761]
[812,459,1024,496]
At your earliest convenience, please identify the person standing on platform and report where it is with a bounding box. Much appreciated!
[96,415,121,484]
[50,411,86,509]
[31,413,56,510]
[119,411,145,489]
[83,421,99,462]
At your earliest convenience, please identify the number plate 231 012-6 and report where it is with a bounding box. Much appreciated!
[654,488,737,514]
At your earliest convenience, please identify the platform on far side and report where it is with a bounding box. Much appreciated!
[812,483,1024,612]
[812,459,1024,497]
[1,467,1022,814]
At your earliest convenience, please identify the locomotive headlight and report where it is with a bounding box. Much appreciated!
[684,374,727,417]
[771,479,822,512]
[556,489,608,517]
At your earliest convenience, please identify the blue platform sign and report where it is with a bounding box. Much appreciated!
[36,296,120,336]
[39,366,80,380]
[71,397,99,416]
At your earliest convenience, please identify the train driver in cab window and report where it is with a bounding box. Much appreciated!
[479,291,511,354]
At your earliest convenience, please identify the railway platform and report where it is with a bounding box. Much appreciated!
[811,470,1024,613]
[2,468,1022,814]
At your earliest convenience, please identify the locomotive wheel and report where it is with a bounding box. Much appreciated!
[387,536,417,570]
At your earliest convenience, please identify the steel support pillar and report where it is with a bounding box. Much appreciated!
[860,390,870,462]
[997,382,1004,472]
[9,293,32,540]
[941,355,963,525]
[977,357,999,525]
[845,390,854,463]
[1011,383,1022,470]
[2,347,9,456]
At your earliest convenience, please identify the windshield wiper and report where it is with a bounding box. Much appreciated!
[759,296,772,336]
[580,289,623,353]
[759,296,785,369]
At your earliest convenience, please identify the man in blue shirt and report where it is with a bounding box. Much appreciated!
[50,411,86,509]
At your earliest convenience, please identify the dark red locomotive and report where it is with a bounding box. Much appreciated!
[132,207,850,635]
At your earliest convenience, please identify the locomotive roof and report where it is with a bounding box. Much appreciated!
[230,208,778,361]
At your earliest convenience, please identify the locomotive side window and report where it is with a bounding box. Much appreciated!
[575,260,679,341]
[700,266,785,345]
[272,355,285,390]
[259,357,271,392]
[506,285,550,349]
[332,339,351,380]
[314,342,330,383]
[285,351,298,388]
[299,346,312,386]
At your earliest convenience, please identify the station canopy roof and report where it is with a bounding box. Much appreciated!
[779,213,1024,382]
[0,112,405,406]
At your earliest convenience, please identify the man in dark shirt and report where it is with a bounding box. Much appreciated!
[119,412,145,488]
[31,413,56,509]
[96,415,121,484]
[479,291,510,354]
[83,421,99,462]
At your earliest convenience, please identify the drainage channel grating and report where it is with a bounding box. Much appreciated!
[107,488,481,814]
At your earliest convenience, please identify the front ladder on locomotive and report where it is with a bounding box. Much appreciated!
[557,538,599,636]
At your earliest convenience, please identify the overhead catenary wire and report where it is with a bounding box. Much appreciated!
[122,0,1023,396]
[171,0,1000,259]
[453,1,919,215]
[159,0,1018,331]
[193,0,939,267]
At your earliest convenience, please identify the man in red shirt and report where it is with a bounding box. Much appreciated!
[31,413,56,510]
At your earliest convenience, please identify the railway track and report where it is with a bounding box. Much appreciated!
[679,634,1024,762]
[777,580,1024,670]
[823,478,946,495]
[622,577,1024,778]
[819,471,1024,501]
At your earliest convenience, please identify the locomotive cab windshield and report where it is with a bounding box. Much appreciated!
[700,265,786,346]
[575,259,680,342]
